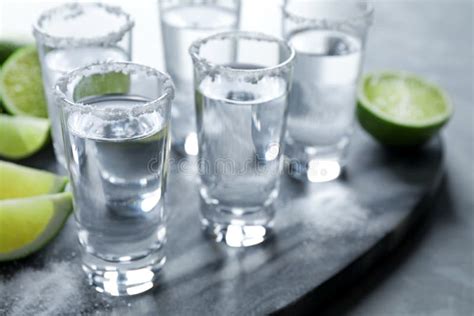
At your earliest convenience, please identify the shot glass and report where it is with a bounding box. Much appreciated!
[33,3,134,168]
[159,0,240,156]
[55,62,174,296]
[282,1,373,182]
[189,31,295,247]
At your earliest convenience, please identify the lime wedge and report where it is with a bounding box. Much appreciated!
[73,72,130,102]
[0,192,73,261]
[0,114,50,159]
[0,161,67,199]
[0,45,48,117]
[0,41,23,65]
[357,71,453,146]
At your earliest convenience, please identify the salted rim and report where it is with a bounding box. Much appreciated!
[159,0,241,31]
[283,1,374,26]
[189,31,295,75]
[33,2,134,48]
[55,61,174,113]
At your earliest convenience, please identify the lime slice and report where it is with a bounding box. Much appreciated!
[0,192,73,261]
[0,114,50,159]
[0,161,67,199]
[0,41,23,66]
[73,72,130,102]
[357,71,453,146]
[0,45,48,117]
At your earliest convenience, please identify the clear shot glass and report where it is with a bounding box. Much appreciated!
[33,3,134,169]
[159,0,240,156]
[282,1,373,182]
[55,62,174,296]
[189,31,295,247]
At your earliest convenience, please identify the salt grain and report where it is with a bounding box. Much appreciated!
[4,261,82,316]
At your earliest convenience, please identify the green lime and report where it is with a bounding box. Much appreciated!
[0,161,67,199]
[357,71,453,146]
[0,41,24,110]
[0,192,73,261]
[0,45,48,117]
[195,89,203,116]
[0,41,23,66]
[137,125,168,143]
[0,114,50,159]
[73,72,130,102]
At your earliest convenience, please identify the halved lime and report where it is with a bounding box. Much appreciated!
[0,192,73,261]
[0,41,23,110]
[0,45,48,117]
[0,114,50,159]
[357,71,453,146]
[0,161,67,199]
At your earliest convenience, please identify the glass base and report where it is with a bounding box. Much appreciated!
[200,198,275,247]
[288,159,344,182]
[171,132,198,156]
[201,218,273,248]
[285,136,350,182]
[81,250,165,296]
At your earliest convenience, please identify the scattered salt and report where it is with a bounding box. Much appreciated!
[296,183,370,236]
[3,262,82,316]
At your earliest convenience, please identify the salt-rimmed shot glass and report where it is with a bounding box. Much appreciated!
[189,31,295,247]
[282,1,374,182]
[55,62,174,296]
[159,0,240,156]
[33,2,134,169]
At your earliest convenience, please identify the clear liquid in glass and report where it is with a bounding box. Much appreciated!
[195,63,288,246]
[64,95,169,278]
[285,28,362,182]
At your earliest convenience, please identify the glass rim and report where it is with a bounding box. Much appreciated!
[55,61,174,113]
[282,1,374,25]
[33,2,135,48]
[159,0,241,32]
[188,31,296,75]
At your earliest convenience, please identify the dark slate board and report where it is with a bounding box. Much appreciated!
[0,128,443,316]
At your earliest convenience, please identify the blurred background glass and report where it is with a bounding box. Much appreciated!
[0,0,283,71]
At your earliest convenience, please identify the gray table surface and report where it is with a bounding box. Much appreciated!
[0,129,443,315]
[324,1,473,315]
